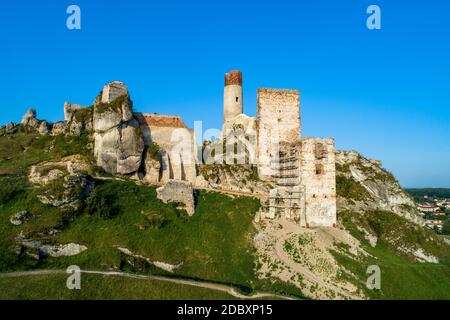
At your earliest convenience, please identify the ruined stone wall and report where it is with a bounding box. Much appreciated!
[101,81,128,104]
[221,114,257,165]
[64,103,82,122]
[145,125,197,184]
[257,89,301,179]
[156,180,195,216]
[300,138,336,227]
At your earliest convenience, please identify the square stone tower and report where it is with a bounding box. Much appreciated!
[299,138,337,227]
[257,88,301,178]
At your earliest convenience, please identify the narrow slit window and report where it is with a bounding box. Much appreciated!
[315,164,324,175]
[235,97,239,103]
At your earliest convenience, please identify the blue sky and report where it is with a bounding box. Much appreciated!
[0,0,449,187]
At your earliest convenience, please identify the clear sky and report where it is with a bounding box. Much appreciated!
[1,0,449,188]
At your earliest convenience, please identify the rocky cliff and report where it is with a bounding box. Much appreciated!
[335,150,423,224]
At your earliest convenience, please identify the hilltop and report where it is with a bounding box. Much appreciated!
[0,80,449,300]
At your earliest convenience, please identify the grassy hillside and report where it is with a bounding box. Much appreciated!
[336,210,450,299]
[1,129,449,299]
[0,129,304,298]
[0,273,235,300]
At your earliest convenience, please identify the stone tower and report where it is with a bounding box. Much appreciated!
[223,70,243,123]
[257,88,301,178]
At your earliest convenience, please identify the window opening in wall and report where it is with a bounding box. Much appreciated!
[314,143,327,160]
[316,164,324,175]
[236,97,239,103]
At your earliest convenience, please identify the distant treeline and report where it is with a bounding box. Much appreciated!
[406,188,450,202]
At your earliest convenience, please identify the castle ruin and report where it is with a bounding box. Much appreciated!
[221,71,336,228]
[62,71,336,228]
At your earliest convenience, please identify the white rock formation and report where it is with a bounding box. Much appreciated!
[93,82,144,175]
[336,150,423,224]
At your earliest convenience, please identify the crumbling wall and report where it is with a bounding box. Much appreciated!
[221,113,257,165]
[101,81,128,104]
[257,89,301,179]
[300,138,336,227]
[138,113,197,184]
[156,180,195,216]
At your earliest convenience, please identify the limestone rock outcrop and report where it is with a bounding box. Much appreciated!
[21,108,38,126]
[156,180,195,216]
[4,122,17,134]
[64,102,93,136]
[20,108,49,135]
[50,121,66,136]
[29,155,94,210]
[18,238,87,258]
[93,82,145,175]
[335,150,423,224]
[117,247,183,273]
[10,211,31,226]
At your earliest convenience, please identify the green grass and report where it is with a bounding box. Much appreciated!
[147,142,161,161]
[0,130,92,175]
[334,210,450,299]
[0,273,235,300]
[95,94,128,114]
[46,181,259,287]
[0,175,269,293]
[336,175,373,202]
[2,130,449,300]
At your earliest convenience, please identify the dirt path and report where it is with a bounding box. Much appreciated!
[273,230,361,299]
[0,269,297,300]
[255,218,364,300]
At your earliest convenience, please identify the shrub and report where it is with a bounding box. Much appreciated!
[95,94,129,115]
[84,188,119,219]
[336,175,372,202]
[143,212,166,229]
[147,142,161,161]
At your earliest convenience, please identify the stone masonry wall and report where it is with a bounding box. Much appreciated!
[156,180,195,216]
[146,126,197,184]
[300,138,336,227]
[257,89,301,179]
[101,81,128,104]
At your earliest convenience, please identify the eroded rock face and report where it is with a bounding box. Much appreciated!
[5,122,17,134]
[156,180,195,216]
[93,82,144,175]
[51,121,66,136]
[38,121,49,135]
[64,103,93,136]
[335,150,423,224]
[21,108,37,126]
[19,109,53,135]
[36,174,94,209]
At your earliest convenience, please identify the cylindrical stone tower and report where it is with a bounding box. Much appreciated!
[224,70,243,123]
